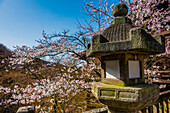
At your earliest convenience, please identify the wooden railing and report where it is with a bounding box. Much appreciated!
[140,90,170,113]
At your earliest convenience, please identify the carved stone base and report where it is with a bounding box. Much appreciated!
[91,82,159,112]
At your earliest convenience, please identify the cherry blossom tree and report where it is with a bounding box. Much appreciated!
[0,72,89,112]
[77,0,114,36]
[1,1,111,111]
[3,0,110,79]
[1,4,104,110]
[1,58,96,112]
[120,0,170,35]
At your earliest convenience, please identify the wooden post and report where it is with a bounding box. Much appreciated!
[148,106,153,113]
[156,103,160,113]
[141,108,147,113]
[165,100,169,113]
[160,101,164,113]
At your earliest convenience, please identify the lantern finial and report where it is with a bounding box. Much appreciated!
[112,3,128,17]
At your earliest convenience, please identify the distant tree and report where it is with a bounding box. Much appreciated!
[0,43,12,58]
[0,44,12,73]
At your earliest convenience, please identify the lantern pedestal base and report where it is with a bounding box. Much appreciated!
[91,82,159,112]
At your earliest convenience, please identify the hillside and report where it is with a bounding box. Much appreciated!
[0,43,12,59]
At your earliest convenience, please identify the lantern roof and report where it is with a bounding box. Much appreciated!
[86,3,165,57]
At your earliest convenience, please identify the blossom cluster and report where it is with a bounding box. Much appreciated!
[0,75,89,112]
[6,38,77,65]
[144,60,168,89]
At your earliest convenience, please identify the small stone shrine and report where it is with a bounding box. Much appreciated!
[86,3,165,113]
[17,106,35,113]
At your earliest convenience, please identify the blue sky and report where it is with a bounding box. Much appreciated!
[0,0,119,50]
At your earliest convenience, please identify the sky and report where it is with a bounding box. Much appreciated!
[0,0,119,50]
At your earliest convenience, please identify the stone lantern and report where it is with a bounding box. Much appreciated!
[86,3,165,113]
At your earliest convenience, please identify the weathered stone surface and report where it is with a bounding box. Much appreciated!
[111,16,131,24]
[92,82,159,112]
[86,26,165,57]
[16,106,35,113]
[102,23,134,42]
